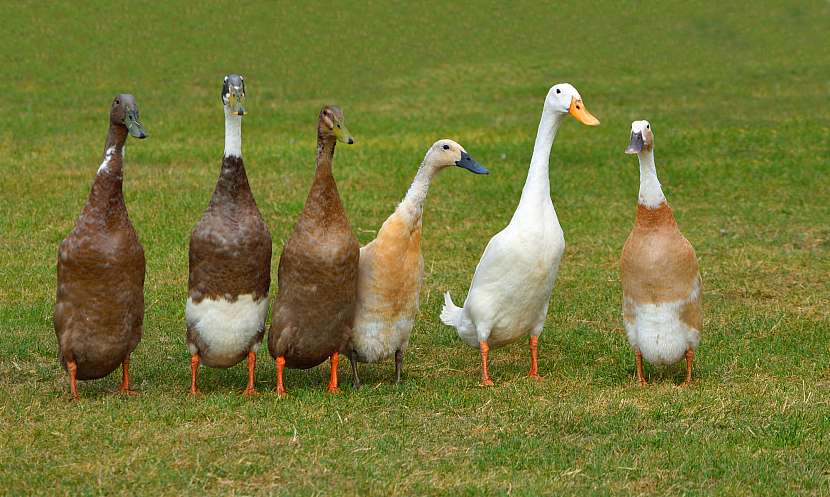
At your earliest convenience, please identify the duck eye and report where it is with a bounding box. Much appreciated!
[443,144,450,150]
[556,89,561,94]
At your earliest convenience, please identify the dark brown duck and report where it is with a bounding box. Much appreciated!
[54,94,148,399]
[268,105,357,395]
[186,74,272,395]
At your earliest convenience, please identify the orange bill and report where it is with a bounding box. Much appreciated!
[569,97,600,125]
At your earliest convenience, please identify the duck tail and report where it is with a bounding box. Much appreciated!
[440,292,463,329]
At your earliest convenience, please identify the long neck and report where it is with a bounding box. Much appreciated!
[208,107,253,207]
[637,150,667,209]
[84,123,129,224]
[302,132,343,224]
[517,108,563,209]
[224,106,242,158]
[398,162,437,227]
[316,129,337,177]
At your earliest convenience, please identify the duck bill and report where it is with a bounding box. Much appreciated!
[228,93,245,116]
[625,132,644,154]
[455,151,489,174]
[569,97,600,126]
[125,111,148,139]
[334,123,355,145]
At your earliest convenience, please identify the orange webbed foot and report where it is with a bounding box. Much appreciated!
[117,386,140,396]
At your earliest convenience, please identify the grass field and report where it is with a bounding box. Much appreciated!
[1,2,828,495]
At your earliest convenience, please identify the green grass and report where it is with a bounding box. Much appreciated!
[1,1,828,495]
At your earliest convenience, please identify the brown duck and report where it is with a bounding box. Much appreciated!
[268,105,357,395]
[54,94,148,399]
[186,74,272,395]
[620,120,702,386]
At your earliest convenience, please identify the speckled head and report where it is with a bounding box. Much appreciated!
[111,94,147,139]
[221,74,246,116]
[626,120,654,154]
[319,105,354,144]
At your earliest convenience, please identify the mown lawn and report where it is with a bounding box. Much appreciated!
[1,2,828,496]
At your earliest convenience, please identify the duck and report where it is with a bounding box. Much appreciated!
[441,83,599,385]
[54,94,148,399]
[348,140,489,388]
[186,74,272,396]
[620,120,701,386]
[268,105,357,395]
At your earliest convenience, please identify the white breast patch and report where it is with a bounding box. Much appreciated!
[186,294,268,364]
[624,282,701,366]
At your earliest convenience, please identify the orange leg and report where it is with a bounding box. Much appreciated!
[67,360,79,400]
[479,341,494,386]
[683,349,694,387]
[275,356,286,396]
[327,352,340,394]
[635,350,647,386]
[190,354,200,395]
[118,356,138,395]
[528,336,541,379]
[243,351,257,396]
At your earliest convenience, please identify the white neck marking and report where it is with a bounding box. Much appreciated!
[224,106,242,158]
[637,150,666,208]
[97,145,120,174]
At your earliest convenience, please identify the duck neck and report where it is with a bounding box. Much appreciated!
[85,123,129,225]
[209,107,252,206]
[224,106,242,158]
[315,132,337,178]
[637,150,667,209]
[304,133,343,222]
[517,108,563,211]
[398,162,437,228]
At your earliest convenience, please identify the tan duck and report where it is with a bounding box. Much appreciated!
[348,140,488,387]
[621,120,702,386]
[268,105,356,395]
[54,94,148,399]
[186,74,272,395]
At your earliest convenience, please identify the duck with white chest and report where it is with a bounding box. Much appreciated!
[620,120,702,386]
[186,74,272,395]
[348,140,488,387]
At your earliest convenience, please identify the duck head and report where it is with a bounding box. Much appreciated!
[318,105,354,144]
[544,83,600,126]
[221,74,246,116]
[424,139,489,174]
[111,94,147,139]
[625,120,654,154]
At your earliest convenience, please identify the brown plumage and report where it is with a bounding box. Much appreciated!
[620,120,701,386]
[185,74,272,395]
[268,105,357,394]
[54,94,148,399]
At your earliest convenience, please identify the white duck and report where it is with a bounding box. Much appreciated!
[441,83,599,385]
[620,120,701,386]
[348,140,488,387]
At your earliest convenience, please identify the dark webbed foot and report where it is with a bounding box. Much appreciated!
[349,351,361,389]
[394,349,403,385]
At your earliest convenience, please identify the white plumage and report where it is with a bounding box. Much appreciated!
[441,83,599,384]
